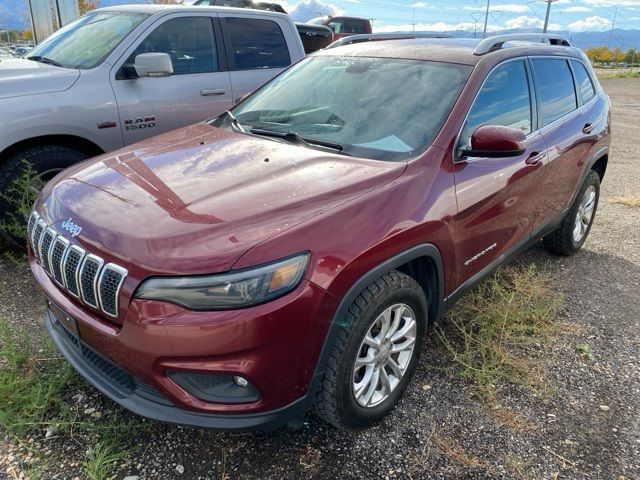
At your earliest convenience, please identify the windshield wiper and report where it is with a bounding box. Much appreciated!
[250,128,348,155]
[220,110,245,133]
[27,55,65,68]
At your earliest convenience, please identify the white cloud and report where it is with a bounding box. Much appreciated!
[375,21,501,33]
[581,0,640,6]
[411,2,432,8]
[563,6,592,12]
[464,3,530,13]
[286,0,344,22]
[504,16,561,30]
[567,15,612,31]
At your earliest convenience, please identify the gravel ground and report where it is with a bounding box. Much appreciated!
[1,79,639,480]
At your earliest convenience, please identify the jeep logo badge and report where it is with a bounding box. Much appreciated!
[61,218,82,237]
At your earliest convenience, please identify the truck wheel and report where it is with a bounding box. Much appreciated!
[543,170,600,256]
[0,145,88,244]
[314,271,427,429]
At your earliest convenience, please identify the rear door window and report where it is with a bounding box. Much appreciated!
[532,59,577,127]
[224,17,291,70]
[570,60,596,103]
[460,60,532,149]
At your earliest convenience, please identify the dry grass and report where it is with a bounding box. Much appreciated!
[611,196,640,207]
[437,264,563,404]
[491,407,536,432]
[432,433,489,470]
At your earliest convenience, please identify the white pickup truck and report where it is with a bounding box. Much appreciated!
[0,4,305,216]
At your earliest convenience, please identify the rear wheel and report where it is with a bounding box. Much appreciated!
[543,170,600,255]
[314,271,427,429]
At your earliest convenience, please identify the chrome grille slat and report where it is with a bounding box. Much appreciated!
[40,228,57,275]
[30,212,128,318]
[98,264,128,317]
[27,212,38,251]
[78,254,103,309]
[63,246,84,298]
[50,236,70,286]
[34,219,47,263]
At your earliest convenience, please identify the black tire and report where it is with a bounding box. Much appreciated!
[0,145,88,245]
[314,270,428,429]
[543,170,601,256]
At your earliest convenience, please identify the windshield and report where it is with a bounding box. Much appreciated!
[27,12,148,70]
[216,56,471,161]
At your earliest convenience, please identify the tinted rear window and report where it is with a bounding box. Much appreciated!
[571,60,596,103]
[532,59,577,127]
[225,17,291,69]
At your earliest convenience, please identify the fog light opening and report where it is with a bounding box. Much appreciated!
[233,375,249,388]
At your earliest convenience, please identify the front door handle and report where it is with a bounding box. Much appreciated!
[582,123,595,134]
[201,89,226,96]
[525,151,544,166]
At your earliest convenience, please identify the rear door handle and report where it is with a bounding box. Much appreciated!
[201,89,226,96]
[582,123,595,134]
[525,151,544,166]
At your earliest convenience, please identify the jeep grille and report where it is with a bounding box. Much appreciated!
[29,212,128,318]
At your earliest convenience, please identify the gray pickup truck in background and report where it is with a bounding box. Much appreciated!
[0,4,305,216]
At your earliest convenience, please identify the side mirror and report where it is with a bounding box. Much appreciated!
[462,125,527,158]
[134,53,173,78]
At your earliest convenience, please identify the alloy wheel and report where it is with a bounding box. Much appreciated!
[573,185,597,243]
[352,303,417,408]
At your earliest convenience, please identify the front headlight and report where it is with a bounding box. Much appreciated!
[134,253,310,310]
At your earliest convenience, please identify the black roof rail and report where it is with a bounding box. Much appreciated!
[326,33,453,49]
[473,33,571,55]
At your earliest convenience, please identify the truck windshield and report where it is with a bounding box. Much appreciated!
[219,56,472,161]
[27,12,148,70]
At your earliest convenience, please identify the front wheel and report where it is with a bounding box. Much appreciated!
[314,271,427,429]
[543,170,601,256]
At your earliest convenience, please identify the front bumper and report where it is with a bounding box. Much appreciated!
[33,256,339,430]
[46,309,310,430]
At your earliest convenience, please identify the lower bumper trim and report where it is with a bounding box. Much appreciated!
[45,309,309,431]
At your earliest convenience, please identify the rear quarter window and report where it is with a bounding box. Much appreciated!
[225,17,291,70]
[531,58,577,127]
[570,60,596,103]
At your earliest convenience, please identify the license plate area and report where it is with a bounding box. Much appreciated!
[47,298,80,343]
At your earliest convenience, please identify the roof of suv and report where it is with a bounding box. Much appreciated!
[316,37,584,66]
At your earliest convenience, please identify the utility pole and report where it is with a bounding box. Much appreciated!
[607,5,618,50]
[482,0,490,39]
[542,0,560,33]
[471,13,483,39]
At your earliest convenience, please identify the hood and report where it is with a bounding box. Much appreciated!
[0,57,80,100]
[38,124,406,275]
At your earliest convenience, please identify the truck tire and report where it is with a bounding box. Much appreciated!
[0,145,88,244]
[543,170,600,256]
[314,270,427,429]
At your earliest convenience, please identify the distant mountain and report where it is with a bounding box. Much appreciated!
[406,28,640,50]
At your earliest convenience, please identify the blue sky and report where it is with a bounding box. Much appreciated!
[283,0,640,32]
[1,0,640,32]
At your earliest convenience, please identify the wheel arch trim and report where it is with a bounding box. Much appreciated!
[309,244,444,387]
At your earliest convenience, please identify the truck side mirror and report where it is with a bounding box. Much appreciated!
[134,53,173,78]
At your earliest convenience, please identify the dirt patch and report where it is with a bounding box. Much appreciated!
[1,79,639,480]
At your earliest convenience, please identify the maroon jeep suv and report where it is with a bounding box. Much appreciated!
[28,34,610,430]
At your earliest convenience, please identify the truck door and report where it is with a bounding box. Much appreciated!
[109,13,233,146]
[218,13,299,101]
